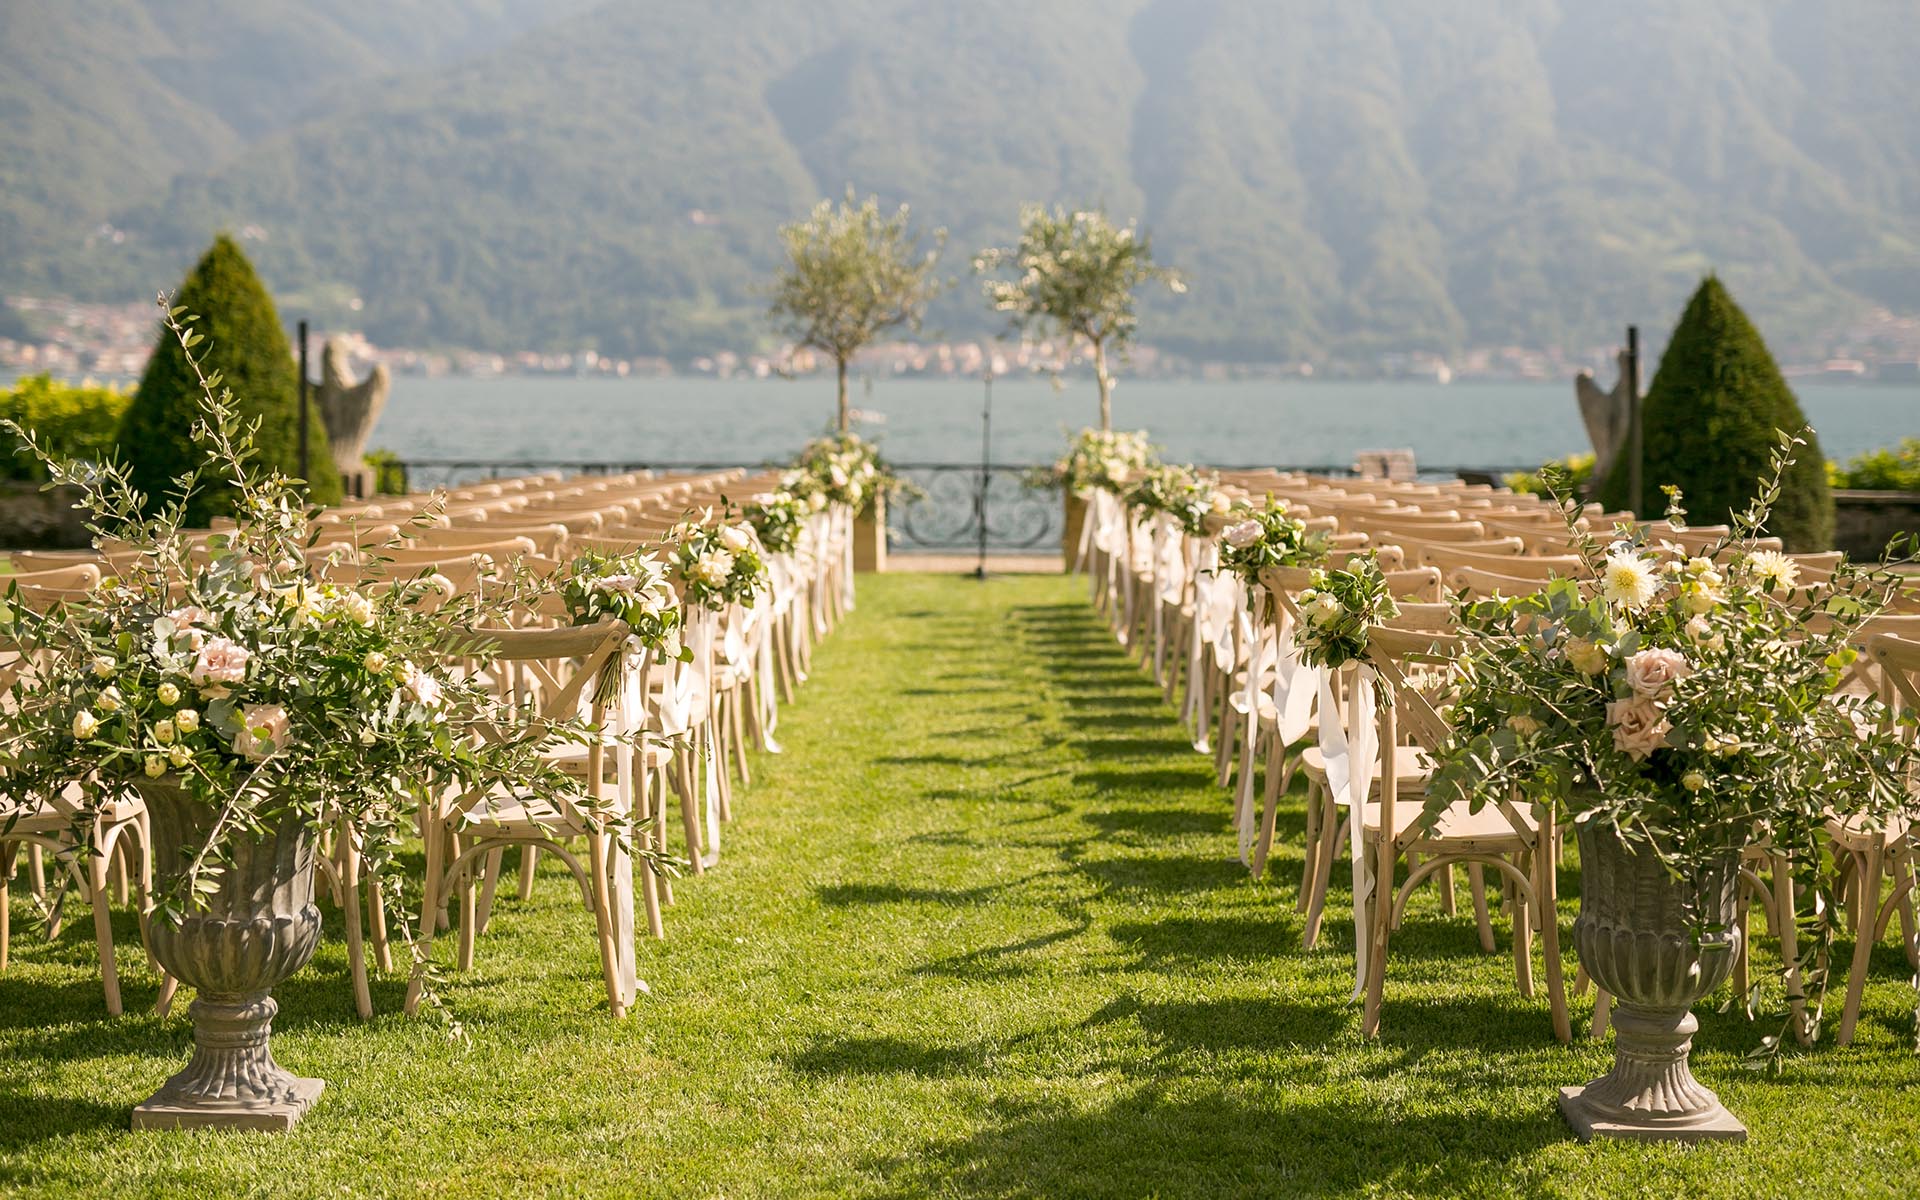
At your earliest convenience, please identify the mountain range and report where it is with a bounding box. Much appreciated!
[4,0,1917,364]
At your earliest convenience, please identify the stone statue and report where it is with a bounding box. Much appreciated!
[313,340,390,499]
[1575,347,1636,487]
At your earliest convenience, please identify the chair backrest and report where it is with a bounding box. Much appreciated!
[7,562,102,590]
[1391,533,1527,567]
[375,538,538,568]
[1343,515,1489,545]
[1865,633,1920,737]
[8,550,107,575]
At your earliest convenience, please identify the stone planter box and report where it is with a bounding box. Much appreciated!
[0,481,91,549]
[1834,490,1920,561]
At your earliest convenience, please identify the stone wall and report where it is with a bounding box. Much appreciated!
[0,481,91,549]
[1834,489,1920,560]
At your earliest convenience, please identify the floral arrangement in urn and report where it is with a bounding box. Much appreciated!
[0,300,651,1129]
[1424,441,1917,1140]
[788,431,906,512]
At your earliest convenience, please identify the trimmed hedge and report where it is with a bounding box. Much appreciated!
[1601,276,1832,550]
[116,235,340,522]
[1,374,131,482]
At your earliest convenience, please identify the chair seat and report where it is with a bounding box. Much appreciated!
[1362,797,1537,850]
[1299,744,1435,785]
[1824,811,1913,852]
[1,785,144,836]
[458,789,588,840]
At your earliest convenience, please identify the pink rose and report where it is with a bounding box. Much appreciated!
[232,703,291,760]
[1624,647,1690,699]
[189,636,251,698]
[1607,697,1670,761]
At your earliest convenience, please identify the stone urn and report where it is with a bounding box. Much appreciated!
[1561,823,1746,1143]
[1062,492,1088,571]
[132,780,325,1132]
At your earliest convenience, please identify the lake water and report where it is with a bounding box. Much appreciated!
[369,376,1913,471]
[7,370,1910,470]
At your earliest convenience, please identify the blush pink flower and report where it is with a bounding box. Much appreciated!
[1624,647,1690,699]
[232,703,291,760]
[1607,697,1670,761]
[189,636,251,698]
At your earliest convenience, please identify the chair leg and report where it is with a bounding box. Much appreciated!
[1732,873,1753,1001]
[1250,741,1289,879]
[403,819,444,1016]
[1773,857,1810,1046]
[474,847,505,936]
[1302,796,1342,951]
[370,879,393,972]
[1512,871,1535,998]
[675,750,706,876]
[1214,678,1237,787]
[653,772,675,907]
[1436,861,1457,917]
[1537,833,1572,1044]
[27,843,45,899]
[1295,775,1321,914]
[730,687,752,787]
[0,842,15,972]
[341,836,374,1021]
[1837,843,1885,1046]
[88,832,123,1017]
[456,835,480,973]
[1468,864,1495,953]
[1591,989,1613,1039]
[588,835,626,1019]
[518,846,539,901]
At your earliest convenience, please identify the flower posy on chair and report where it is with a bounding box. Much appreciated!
[0,297,649,1132]
[1426,438,1917,1143]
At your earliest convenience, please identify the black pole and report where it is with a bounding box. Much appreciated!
[1626,324,1642,515]
[297,320,310,492]
[974,369,992,581]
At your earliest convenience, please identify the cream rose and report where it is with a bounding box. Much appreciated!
[693,549,735,587]
[719,524,754,554]
[157,682,181,706]
[1564,637,1609,676]
[1624,647,1690,699]
[71,710,100,740]
[339,590,375,626]
[175,708,200,734]
[1607,697,1670,761]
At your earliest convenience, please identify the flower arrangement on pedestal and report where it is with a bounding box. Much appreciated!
[0,299,656,1129]
[1050,427,1154,496]
[1424,442,1916,1140]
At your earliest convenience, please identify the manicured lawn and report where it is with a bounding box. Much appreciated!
[3,573,1918,1197]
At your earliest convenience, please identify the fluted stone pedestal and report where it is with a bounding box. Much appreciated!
[1564,823,1746,1144]
[134,781,324,1133]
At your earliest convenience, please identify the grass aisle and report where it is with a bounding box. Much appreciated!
[3,573,1919,1197]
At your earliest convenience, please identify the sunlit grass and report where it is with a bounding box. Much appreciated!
[3,573,1917,1197]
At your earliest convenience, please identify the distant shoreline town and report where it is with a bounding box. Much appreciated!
[6,294,1918,388]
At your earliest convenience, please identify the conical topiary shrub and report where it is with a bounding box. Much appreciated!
[1600,276,1833,550]
[117,235,341,522]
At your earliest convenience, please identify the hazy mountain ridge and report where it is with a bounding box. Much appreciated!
[6,0,1917,363]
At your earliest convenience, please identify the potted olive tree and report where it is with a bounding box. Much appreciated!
[768,191,944,572]
[2,300,650,1131]
[1428,442,1916,1142]
[976,206,1182,566]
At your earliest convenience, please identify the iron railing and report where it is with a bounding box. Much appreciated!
[384,458,1533,556]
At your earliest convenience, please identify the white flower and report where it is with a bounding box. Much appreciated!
[90,655,116,678]
[154,719,176,745]
[1223,520,1263,549]
[71,710,100,740]
[1681,771,1707,792]
[1685,556,1714,576]
[1684,616,1726,652]
[339,590,375,626]
[828,464,850,489]
[232,704,291,760]
[401,663,444,709]
[693,549,735,587]
[1600,553,1659,610]
[143,755,166,778]
[157,682,181,706]
[808,493,827,512]
[363,651,388,674]
[168,744,192,768]
[1745,550,1800,591]
[360,727,378,746]
[96,686,122,714]
[1208,491,1232,515]
[1682,583,1721,614]
[175,708,200,734]
[1309,593,1344,624]
[1564,637,1610,676]
[719,524,754,554]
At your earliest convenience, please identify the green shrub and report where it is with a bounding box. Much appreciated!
[1504,452,1594,498]
[1829,438,1920,491]
[116,234,341,523]
[364,448,408,495]
[1,374,131,482]
[1598,276,1833,550]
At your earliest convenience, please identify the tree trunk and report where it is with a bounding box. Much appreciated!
[836,358,850,433]
[1093,338,1111,431]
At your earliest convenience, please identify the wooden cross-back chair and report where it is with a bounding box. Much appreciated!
[405,620,642,1018]
[1829,632,1920,1045]
[0,620,170,1018]
[1360,622,1571,1041]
